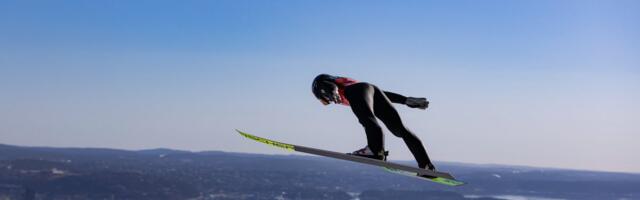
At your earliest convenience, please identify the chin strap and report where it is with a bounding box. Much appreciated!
[405,97,429,109]
[328,89,342,104]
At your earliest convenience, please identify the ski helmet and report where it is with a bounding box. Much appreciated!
[312,74,341,105]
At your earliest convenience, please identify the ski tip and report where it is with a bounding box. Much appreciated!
[235,130,296,152]
[235,129,251,139]
[235,129,255,140]
[235,129,249,136]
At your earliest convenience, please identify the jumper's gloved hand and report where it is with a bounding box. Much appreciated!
[405,97,429,109]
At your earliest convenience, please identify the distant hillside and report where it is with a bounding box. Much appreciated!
[0,143,638,200]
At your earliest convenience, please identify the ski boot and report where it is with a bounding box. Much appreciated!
[347,146,388,161]
[421,163,437,171]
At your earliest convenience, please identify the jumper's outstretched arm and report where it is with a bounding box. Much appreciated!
[384,91,429,109]
[383,91,408,104]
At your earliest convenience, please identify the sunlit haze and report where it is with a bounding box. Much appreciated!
[1,0,638,173]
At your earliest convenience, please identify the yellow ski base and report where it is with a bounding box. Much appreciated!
[237,129,465,186]
[237,129,294,151]
[384,167,465,186]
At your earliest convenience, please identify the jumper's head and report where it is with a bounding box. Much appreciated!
[312,74,341,105]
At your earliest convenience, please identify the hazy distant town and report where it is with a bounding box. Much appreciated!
[0,144,638,200]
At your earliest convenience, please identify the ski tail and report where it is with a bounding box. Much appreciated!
[384,168,465,186]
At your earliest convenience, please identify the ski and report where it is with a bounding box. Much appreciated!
[236,130,465,186]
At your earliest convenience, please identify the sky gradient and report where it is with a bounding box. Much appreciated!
[1,0,639,173]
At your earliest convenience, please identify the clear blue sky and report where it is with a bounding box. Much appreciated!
[1,0,638,173]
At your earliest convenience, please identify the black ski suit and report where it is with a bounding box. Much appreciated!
[343,82,433,169]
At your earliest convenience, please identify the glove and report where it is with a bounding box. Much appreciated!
[405,97,429,109]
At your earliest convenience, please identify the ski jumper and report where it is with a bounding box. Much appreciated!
[334,77,434,169]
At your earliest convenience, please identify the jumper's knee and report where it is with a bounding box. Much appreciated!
[387,125,411,138]
[364,124,383,134]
